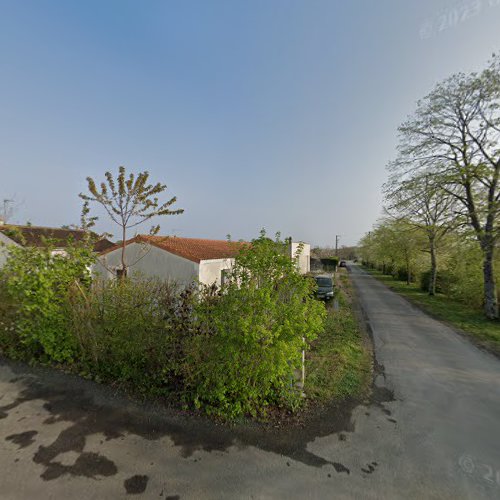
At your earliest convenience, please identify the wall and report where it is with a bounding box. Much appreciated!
[198,258,235,286]
[94,242,199,286]
[290,242,311,274]
[0,233,19,269]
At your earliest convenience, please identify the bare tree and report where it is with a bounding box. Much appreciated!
[389,55,500,318]
[80,166,184,276]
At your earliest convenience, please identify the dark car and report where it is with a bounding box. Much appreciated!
[339,260,347,268]
[314,275,334,300]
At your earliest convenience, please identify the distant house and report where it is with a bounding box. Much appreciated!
[290,241,311,274]
[95,235,311,287]
[0,222,115,268]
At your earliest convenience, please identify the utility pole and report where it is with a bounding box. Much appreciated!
[335,234,340,256]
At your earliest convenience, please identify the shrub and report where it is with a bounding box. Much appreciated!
[2,243,95,363]
[0,272,17,357]
[395,266,418,283]
[321,257,339,271]
[444,243,485,309]
[67,278,193,394]
[181,232,326,419]
[419,269,455,295]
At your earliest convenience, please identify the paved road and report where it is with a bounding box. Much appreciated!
[1,266,499,499]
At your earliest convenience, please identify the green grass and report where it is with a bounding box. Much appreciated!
[366,268,500,355]
[306,273,371,403]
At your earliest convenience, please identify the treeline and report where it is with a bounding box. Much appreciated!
[360,54,500,320]
[359,220,494,311]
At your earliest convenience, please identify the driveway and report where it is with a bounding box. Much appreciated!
[1,265,499,499]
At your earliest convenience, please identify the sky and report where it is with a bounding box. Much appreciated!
[1,0,500,247]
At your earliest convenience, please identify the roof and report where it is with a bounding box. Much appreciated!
[0,224,114,252]
[100,235,247,263]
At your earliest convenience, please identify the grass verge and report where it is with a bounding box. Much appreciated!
[365,268,500,357]
[306,270,372,403]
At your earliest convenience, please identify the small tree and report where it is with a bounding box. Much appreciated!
[2,241,95,362]
[384,174,457,295]
[359,220,424,283]
[182,231,326,419]
[80,166,183,276]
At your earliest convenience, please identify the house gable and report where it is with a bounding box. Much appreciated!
[95,241,199,285]
[100,235,246,263]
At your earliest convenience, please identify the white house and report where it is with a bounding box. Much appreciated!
[0,223,115,268]
[95,235,311,286]
[95,235,246,287]
[290,241,311,274]
[0,229,20,268]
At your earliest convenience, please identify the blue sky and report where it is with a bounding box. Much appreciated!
[1,0,499,246]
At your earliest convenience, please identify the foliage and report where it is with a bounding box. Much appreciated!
[0,230,334,420]
[360,220,500,315]
[0,274,17,357]
[321,257,339,271]
[67,278,194,394]
[388,54,500,318]
[358,219,426,285]
[384,174,457,295]
[444,239,486,309]
[80,166,184,275]
[419,269,453,295]
[180,232,326,419]
[1,242,95,362]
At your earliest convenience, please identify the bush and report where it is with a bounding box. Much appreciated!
[181,232,326,419]
[1,243,95,363]
[0,273,17,357]
[67,278,193,394]
[395,266,418,283]
[419,269,455,294]
[321,257,339,271]
[444,243,485,309]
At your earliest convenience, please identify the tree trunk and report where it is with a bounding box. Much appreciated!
[482,246,498,320]
[120,226,127,279]
[429,239,437,296]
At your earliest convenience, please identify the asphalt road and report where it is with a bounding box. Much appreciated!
[1,265,499,499]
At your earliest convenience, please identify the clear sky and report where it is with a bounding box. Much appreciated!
[1,0,499,246]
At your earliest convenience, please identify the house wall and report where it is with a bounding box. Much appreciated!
[0,233,19,268]
[198,258,235,286]
[290,242,311,274]
[94,242,199,286]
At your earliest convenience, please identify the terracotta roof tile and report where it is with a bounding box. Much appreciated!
[0,224,114,252]
[100,235,247,263]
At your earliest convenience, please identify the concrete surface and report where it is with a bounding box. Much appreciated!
[1,265,499,499]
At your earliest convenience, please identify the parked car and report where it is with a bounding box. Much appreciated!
[313,275,334,300]
[339,260,347,267]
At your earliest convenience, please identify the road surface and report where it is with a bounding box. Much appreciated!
[0,265,499,499]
